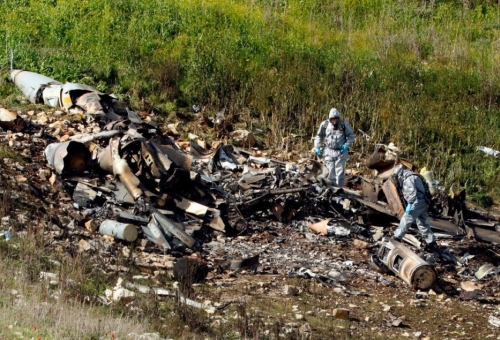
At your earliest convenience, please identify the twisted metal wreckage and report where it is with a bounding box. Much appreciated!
[5,69,500,292]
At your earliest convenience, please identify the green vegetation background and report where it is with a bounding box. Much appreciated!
[0,0,499,203]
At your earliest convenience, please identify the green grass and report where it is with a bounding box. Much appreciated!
[0,0,499,199]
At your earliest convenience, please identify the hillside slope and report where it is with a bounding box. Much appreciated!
[0,0,499,200]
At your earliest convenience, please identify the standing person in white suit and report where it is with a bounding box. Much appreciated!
[314,108,356,187]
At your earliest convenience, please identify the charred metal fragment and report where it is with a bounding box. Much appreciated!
[190,140,220,160]
[72,182,98,208]
[117,211,149,226]
[143,215,171,250]
[215,254,260,272]
[152,209,195,248]
[44,141,91,175]
[152,141,192,172]
[376,238,437,290]
[381,178,405,218]
[173,258,209,284]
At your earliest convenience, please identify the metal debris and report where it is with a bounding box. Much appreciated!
[375,238,437,290]
[3,68,500,307]
[477,146,500,158]
[44,141,91,175]
[99,220,138,242]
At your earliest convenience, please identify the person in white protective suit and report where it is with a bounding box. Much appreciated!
[392,164,438,251]
[314,108,356,187]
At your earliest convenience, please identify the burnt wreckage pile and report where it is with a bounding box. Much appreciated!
[2,69,500,294]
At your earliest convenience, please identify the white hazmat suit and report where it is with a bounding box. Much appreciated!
[393,165,436,244]
[314,108,356,187]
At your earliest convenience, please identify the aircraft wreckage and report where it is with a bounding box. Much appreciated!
[2,69,500,292]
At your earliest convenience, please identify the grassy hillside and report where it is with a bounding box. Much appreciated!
[0,0,499,202]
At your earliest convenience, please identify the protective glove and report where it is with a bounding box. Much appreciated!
[340,144,348,154]
[405,203,413,214]
[315,147,322,157]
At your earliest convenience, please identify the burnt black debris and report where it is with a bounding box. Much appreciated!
[1,70,500,298]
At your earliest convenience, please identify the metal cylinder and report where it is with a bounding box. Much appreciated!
[113,158,143,199]
[378,238,437,290]
[44,141,91,175]
[99,220,138,242]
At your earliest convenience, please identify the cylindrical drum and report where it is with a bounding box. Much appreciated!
[378,239,437,290]
[99,220,138,242]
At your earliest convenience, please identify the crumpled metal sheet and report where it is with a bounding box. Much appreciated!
[44,141,91,175]
[190,141,219,159]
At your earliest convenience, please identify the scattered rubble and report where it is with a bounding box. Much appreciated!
[1,70,500,337]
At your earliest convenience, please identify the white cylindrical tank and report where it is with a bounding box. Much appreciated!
[99,220,138,242]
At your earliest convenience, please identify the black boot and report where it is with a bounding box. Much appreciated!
[424,241,439,252]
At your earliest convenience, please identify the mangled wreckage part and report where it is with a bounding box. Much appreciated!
[97,139,117,174]
[206,209,225,232]
[216,147,239,171]
[142,215,171,250]
[477,146,500,158]
[366,145,398,170]
[229,129,255,148]
[117,211,149,226]
[113,158,143,200]
[73,182,99,208]
[296,267,339,284]
[475,264,499,280]
[10,69,62,105]
[142,141,171,178]
[215,254,260,272]
[308,219,351,237]
[106,138,143,200]
[190,140,220,160]
[152,210,195,248]
[70,130,122,143]
[238,173,267,190]
[373,238,437,290]
[359,177,383,203]
[0,108,24,132]
[489,315,500,328]
[105,180,136,204]
[99,220,138,242]
[152,142,192,172]
[381,178,405,218]
[0,108,17,121]
[174,197,208,217]
[178,292,216,314]
[44,141,91,175]
[303,159,330,183]
[402,234,421,249]
[350,195,397,217]
[74,91,104,115]
[11,69,131,121]
[173,258,209,284]
[428,218,463,235]
[465,223,500,244]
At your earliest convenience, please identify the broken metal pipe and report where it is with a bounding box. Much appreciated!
[44,141,91,175]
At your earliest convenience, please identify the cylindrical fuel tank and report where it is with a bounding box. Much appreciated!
[377,238,437,290]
